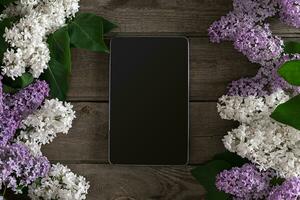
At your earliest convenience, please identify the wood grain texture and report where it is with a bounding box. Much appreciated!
[42,102,231,164]
[6,165,205,200]
[76,0,300,36]
[67,164,205,200]
[68,38,259,101]
[79,0,231,36]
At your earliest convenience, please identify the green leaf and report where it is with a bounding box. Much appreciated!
[0,17,18,62]
[41,27,71,101]
[284,41,300,54]
[270,177,285,186]
[191,160,232,200]
[278,60,300,86]
[102,17,117,34]
[3,84,17,93]
[0,0,16,5]
[271,94,300,130]
[2,72,33,89]
[68,13,109,53]
[213,151,248,167]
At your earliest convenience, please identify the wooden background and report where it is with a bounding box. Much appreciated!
[39,0,299,199]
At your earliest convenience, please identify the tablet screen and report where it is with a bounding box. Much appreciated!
[109,37,189,165]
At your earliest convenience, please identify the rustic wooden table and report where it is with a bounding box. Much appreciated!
[40,0,297,199]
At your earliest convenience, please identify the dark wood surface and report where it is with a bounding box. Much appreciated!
[40,0,299,199]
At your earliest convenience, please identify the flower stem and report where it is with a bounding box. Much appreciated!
[2,184,6,198]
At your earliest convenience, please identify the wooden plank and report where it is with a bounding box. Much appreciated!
[79,0,231,36]
[67,164,205,200]
[77,0,300,36]
[189,39,259,100]
[42,102,233,164]
[269,18,300,37]
[190,136,225,164]
[6,165,207,200]
[68,38,259,101]
[69,49,109,101]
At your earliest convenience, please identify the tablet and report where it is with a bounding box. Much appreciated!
[109,37,189,165]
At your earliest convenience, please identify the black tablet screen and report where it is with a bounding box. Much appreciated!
[109,37,189,165]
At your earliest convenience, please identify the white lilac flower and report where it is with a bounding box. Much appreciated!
[1,0,80,79]
[28,163,90,200]
[223,118,300,178]
[217,89,289,124]
[218,89,300,178]
[16,99,76,156]
[2,1,38,17]
[0,14,8,21]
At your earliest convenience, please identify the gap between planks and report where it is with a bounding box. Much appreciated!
[42,102,232,165]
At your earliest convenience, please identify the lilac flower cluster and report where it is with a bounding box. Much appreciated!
[208,12,255,43]
[234,24,283,65]
[268,177,300,200]
[216,165,300,200]
[0,80,49,145]
[233,0,278,22]
[0,0,84,198]
[4,80,49,119]
[209,0,300,96]
[209,2,283,65]
[211,0,300,198]
[216,164,275,200]
[209,0,279,43]
[227,55,300,97]
[0,76,2,114]
[0,143,49,193]
[0,80,51,194]
[279,0,300,28]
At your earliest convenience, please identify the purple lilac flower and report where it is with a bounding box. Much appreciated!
[0,143,50,192]
[208,0,279,43]
[234,24,283,65]
[227,55,300,97]
[279,0,300,28]
[216,164,275,200]
[208,1,284,66]
[4,80,49,120]
[208,12,255,43]
[233,0,278,22]
[268,177,300,200]
[0,80,49,145]
[0,76,2,114]
[227,76,269,97]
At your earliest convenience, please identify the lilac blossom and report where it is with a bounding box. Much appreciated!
[279,0,300,28]
[0,80,49,145]
[227,55,300,97]
[233,0,279,22]
[227,76,269,97]
[209,15,283,66]
[234,24,283,65]
[0,143,50,193]
[216,164,275,200]
[4,80,49,119]
[208,0,279,43]
[0,76,2,114]
[268,177,300,200]
[208,12,255,43]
